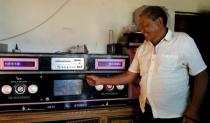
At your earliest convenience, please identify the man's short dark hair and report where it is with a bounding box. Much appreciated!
[140,6,168,26]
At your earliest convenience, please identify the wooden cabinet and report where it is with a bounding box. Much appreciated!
[108,115,137,123]
[0,106,139,123]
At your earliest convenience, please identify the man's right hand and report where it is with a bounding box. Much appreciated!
[86,75,99,86]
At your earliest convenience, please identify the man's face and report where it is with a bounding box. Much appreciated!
[139,15,160,42]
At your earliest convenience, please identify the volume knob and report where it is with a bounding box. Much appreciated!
[1,85,12,95]
[28,84,38,94]
[14,84,26,94]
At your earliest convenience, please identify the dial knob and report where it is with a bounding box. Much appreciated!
[1,85,12,95]
[95,85,104,91]
[28,84,38,94]
[116,84,125,90]
[14,84,26,94]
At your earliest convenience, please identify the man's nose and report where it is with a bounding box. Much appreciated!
[140,29,145,36]
[140,27,145,33]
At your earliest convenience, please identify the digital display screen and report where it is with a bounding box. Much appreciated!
[95,59,125,70]
[51,58,85,70]
[0,58,38,70]
[54,80,83,96]
[4,61,35,67]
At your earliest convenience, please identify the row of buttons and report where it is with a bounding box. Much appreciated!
[1,84,38,95]
[95,84,124,91]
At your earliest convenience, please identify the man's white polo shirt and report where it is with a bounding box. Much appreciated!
[129,30,207,118]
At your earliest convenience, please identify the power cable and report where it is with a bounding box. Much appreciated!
[0,0,71,41]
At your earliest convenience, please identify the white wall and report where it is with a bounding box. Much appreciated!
[0,0,210,53]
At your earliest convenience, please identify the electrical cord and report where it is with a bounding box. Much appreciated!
[0,0,71,41]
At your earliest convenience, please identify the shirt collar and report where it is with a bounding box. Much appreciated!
[163,29,173,41]
[144,29,174,46]
[155,29,173,53]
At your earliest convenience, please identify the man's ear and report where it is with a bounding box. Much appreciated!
[155,17,164,26]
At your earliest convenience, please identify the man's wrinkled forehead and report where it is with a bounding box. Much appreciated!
[139,15,152,23]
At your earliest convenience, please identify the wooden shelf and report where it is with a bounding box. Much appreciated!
[0,106,140,123]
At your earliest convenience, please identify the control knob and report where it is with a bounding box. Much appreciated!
[28,84,38,94]
[1,85,12,95]
[14,84,26,94]
[116,84,125,90]
[95,85,103,91]
[106,84,114,91]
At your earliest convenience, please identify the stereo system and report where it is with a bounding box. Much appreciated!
[0,53,134,112]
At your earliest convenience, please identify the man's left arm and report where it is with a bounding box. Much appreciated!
[184,69,208,122]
